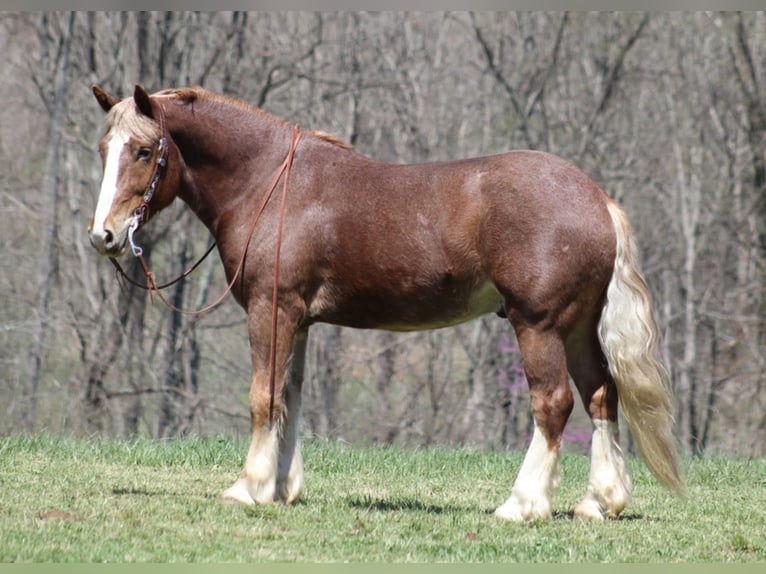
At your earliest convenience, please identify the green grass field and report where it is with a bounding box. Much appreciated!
[0,435,764,562]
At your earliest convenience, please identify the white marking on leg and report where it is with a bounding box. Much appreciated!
[495,423,560,521]
[221,476,255,506]
[278,441,304,504]
[245,425,280,503]
[92,130,129,237]
[275,330,307,504]
[222,425,280,506]
[276,397,304,504]
[574,419,632,520]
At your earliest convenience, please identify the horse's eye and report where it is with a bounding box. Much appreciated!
[136,147,152,161]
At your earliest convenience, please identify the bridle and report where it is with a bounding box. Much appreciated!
[108,105,303,427]
[111,106,218,291]
[131,105,169,239]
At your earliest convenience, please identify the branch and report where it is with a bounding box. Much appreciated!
[105,385,192,400]
[577,13,650,160]
[258,13,324,108]
[470,13,533,149]
[524,12,569,119]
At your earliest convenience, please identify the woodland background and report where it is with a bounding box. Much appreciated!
[0,12,763,456]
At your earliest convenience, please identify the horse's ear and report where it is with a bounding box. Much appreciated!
[92,85,118,112]
[133,85,154,119]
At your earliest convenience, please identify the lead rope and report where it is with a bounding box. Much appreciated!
[112,125,302,428]
[110,236,217,293]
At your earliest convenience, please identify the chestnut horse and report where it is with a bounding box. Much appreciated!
[88,85,684,521]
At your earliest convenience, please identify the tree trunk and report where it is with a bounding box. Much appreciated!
[24,12,75,432]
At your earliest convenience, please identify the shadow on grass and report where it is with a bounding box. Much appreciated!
[111,486,217,499]
[346,495,472,515]
[346,495,650,522]
[551,510,648,521]
[112,487,163,496]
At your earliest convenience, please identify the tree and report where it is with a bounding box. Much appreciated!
[24,12,75,432]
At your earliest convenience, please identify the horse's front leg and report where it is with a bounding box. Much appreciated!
[276,329,307,503]
[222,311,307,506]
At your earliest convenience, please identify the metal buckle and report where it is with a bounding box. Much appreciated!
[157,138,168,167]
[128,214,143,257]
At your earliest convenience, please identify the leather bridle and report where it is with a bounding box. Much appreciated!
[132,105,169,234]
[111,106,217,291]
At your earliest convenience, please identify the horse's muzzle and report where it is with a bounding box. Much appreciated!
[88,225,128,257]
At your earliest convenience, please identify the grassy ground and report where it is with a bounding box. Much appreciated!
[0,435,764,562]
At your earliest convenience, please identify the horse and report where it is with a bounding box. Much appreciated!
[88,84,684,521]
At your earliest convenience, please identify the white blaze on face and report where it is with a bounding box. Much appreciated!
[92,128,130,238]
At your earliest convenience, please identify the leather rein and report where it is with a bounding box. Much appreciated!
[109,108,302,427]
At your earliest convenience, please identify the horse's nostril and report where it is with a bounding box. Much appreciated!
[104,229,114,246]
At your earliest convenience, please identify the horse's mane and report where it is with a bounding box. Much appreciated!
[310,131,354,150]
[106,97,160,140]
[154,86,353,150]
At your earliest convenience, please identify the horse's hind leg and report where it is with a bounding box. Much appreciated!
[495,325,574,521]
[566,320,631,520]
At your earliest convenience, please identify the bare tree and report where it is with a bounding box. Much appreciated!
[24,12,75,432]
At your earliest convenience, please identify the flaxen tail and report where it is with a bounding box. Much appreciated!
[598,199,685,496]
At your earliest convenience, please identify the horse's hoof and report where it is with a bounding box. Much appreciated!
[573,498,606,521]
[221,477,256,506]
[494,496,552,522]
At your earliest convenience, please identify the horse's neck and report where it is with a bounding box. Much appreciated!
[170,101,291,235]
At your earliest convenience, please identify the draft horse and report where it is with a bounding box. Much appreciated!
[88,85,684,521]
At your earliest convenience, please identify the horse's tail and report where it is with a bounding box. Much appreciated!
[598,199,685,496]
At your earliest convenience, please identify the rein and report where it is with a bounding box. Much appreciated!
[110,119,303,427]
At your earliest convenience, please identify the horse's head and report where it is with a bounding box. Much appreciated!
[89,85,179,257]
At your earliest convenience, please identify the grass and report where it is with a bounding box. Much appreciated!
[0,435,764,562]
